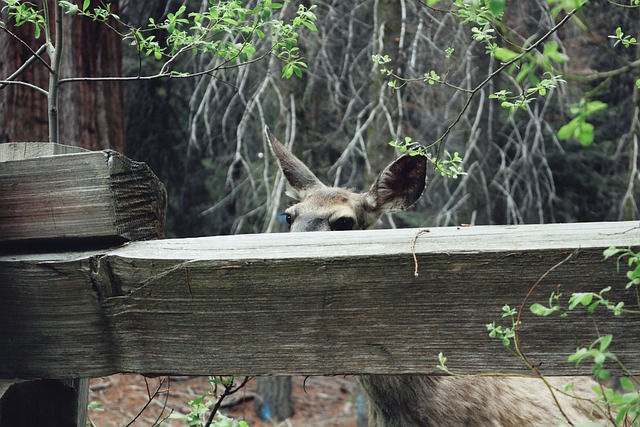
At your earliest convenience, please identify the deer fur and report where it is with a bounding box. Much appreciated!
[266,127,606,426]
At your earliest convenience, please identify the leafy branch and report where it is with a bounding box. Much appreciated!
[373,0,587,178]
[438,243,640,425]
[0,0,317,144]
[167,376,253,427]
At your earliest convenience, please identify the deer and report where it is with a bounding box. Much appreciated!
[265,127,609,426]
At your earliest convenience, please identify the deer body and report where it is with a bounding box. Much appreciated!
[266,128,603,426]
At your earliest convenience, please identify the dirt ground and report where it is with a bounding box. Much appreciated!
[88,374,360,427]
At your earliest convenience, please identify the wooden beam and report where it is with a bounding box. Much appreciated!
[1,222,639,378]
[0,143,107,427]
[0,142,88,161]
[0,142,166,246]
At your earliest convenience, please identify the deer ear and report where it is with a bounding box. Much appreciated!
[366,154,427,212]
[265,126,324,200]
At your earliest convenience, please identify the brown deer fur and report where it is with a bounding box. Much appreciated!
[266,127,606,426]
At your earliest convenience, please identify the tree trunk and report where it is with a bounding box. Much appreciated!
[0,0,124,152]
[255,377,294,421]
[367,0,404,176]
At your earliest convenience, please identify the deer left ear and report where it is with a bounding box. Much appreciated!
[265,126,324,200]
[366,154,427,212]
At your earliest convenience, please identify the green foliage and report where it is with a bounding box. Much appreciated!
[547,0,587,20]
[489,74,563,115]
[436,352,452,373]
[2,0,316,82]
[371,0,638,170]
[527,246,640,421]
[604,246,640,291]
[610,17,640,159]
[0,0,316,147]
[168,377,251,427]
[87,400,102,411]
[56,0,317,79]
[168,393,249,427]
[372,45,455,91]
[389,137,465,179]
[437,246,640,424]
[423,70,441,85]
[0,0,45,37]
[609,27,638,49]
[529,290,563,317]
[567,334,616,380]
[592,376,640,426]
[486,304,519,347]
[557,99,608,146]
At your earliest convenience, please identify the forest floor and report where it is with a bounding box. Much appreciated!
[88,374,360,427]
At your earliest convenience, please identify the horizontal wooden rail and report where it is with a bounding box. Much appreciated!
[2,221,639,378]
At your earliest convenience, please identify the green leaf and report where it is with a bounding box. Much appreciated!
[636,79,640,89]
[603,246,623,259]
[557,119,578,140]
[82,0,90,12]
[282,63,293,78]
[619,376,635,392]
[488,0,505,17]
[493,47,519,62]
[584,100,608,115]
[598,334,613,351]
[530,303,560,316]
[515,61,535,84]
[303,21,317,32]
[577,121,594,146]
[543,41,567,64]
[568,292,593,310]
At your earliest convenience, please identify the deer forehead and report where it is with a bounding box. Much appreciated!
[286,187,367,219]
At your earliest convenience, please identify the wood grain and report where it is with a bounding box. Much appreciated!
[2,222,639,378]
[0,143,166,246]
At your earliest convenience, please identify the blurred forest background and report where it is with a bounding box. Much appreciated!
[1,0,639,239]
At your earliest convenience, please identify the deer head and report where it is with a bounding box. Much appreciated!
[266,127,427,232]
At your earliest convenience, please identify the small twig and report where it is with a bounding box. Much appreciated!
[150,376,172,427]
[204,376,252,427]
[124,376,168,427]
[411,228,430,277]
[0,25,53,73]
[512,248,581,427]
[514,248,580,358]
[0,44,47,91]
[0,80,48,95]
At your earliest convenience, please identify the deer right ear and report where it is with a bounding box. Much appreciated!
[265,126,324,200]
[366,154,427,213]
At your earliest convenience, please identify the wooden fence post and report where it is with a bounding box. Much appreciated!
[0,142,166,427]
[0,143,90,427]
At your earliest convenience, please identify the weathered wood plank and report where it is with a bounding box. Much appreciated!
[0,143,97,427]
[1,222,639,378]
[0,143,166,246]
[0,142,89,162]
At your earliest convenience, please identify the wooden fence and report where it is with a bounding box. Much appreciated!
[1,143,639,426]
